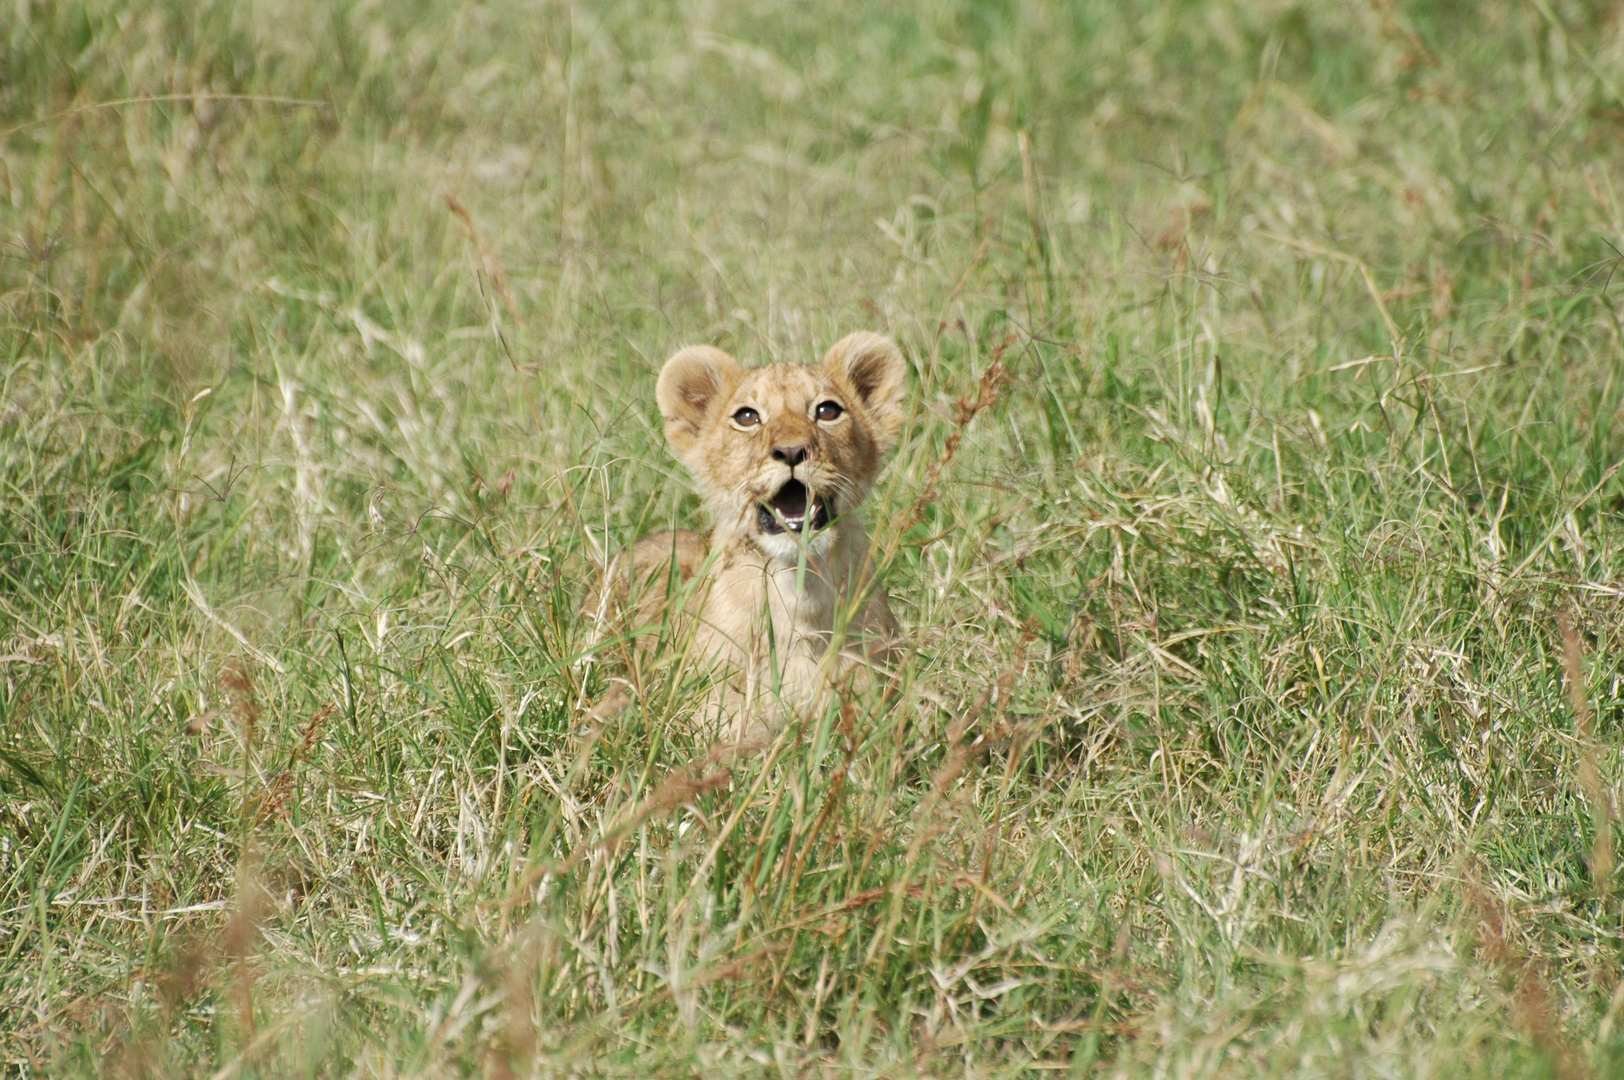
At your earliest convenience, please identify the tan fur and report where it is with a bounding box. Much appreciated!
[596,332,907,740]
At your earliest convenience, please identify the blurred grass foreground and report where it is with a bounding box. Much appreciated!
[7,1,1624,1076]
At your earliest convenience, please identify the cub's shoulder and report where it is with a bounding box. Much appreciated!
[626,528,709,587]
[583,529,708,636]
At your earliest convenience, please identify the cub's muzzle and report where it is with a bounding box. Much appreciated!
[757,478,833,535]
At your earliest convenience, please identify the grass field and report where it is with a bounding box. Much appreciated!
[6,1,1624,1075]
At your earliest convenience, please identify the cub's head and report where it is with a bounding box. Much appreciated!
[655,332,908,562]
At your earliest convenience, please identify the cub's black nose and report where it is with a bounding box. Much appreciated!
[771,444,808,466]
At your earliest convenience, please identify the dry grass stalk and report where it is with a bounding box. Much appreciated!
[1464,860,1581,1078]
[1558,611,1615,895]
[222,658,261,831]
[224,854,269,1051]
[252,702,338,827]
[873,333,1014,575]
[445,193,520,321]
[599,766,734,854]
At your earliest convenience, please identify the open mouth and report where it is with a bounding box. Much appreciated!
[757,479,833,536]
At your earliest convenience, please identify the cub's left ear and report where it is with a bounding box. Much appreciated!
[822,332,908,452]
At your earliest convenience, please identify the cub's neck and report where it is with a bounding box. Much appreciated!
[710,512,868,584]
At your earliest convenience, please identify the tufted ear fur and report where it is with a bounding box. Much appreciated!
[656,345,740,459]
[822,332,907,452]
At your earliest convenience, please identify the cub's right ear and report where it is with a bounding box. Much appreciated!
[656,346,739,457]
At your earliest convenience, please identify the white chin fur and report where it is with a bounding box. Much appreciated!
[755,526,834,563]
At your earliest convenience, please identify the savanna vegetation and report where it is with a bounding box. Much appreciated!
[6,1,1624,1075]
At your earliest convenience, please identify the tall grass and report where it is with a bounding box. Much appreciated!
[5,1,1624,1075]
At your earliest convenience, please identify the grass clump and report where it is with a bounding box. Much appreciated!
[5,0,1624,1076]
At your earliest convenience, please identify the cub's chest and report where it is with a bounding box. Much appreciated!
[762,561,838,631]
[710,544,841,639]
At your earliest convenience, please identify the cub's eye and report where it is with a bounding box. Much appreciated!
[732,407,761,427]
[815,400,844,422]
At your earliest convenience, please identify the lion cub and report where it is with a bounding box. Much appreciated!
[604,331,906,738]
